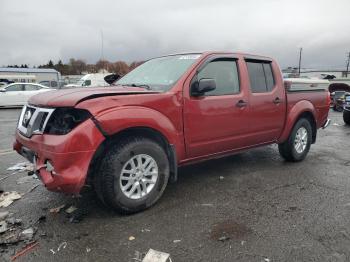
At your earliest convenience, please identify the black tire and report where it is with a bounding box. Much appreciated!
[344,110,350,125]
[94,137,169,214]
[278,118,313,162]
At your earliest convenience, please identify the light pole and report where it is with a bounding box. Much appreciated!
[298,47,302,77]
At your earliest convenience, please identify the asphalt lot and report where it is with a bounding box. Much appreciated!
[0,108,349,262]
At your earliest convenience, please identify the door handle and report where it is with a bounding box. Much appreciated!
[236,100,248,108]
[273,97,281,104]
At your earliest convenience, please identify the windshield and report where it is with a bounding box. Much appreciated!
[116,54,201,91]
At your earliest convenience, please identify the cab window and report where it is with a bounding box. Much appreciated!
[246,61,275,93]
[197,59,240,96]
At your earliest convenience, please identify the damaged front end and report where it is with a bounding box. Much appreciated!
[14,104,105,193]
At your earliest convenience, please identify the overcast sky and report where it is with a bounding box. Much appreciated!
[0,0,349,69]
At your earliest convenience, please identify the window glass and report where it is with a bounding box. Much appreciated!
[197,60,240,96]
[83,80,91,86]
[247,62,267,93]
[117,54,200,91]
[24,84,39,91]
[263,63,275,91]
[6,84,23,91]
[39,81,50,87]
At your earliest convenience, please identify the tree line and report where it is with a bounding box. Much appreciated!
[6,59,144,76]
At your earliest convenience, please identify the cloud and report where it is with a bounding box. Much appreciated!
[0,0,349,68]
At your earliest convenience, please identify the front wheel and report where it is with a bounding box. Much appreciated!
[344,110,350,125]
[278,118,312,162]
[94,137,170,214]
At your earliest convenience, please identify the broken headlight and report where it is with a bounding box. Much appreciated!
[44,108,91,135]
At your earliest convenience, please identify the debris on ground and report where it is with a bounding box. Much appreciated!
[50,241,67,255]
[69,209,86,223]
[65,206,77,214]
[0,220,8,233]
[263,258,271,262]
[49,204,65,213]
[0,191,22,207]
[6,217,22,225]
[10,241,39,261]
[7,162,33,172]
[142,249,171,262]
[129,236,136,241]
[218,236,230,242]
[0,215,27,245]
[141,228,151,232]
[86,247,91,253]
[57,241,67,251]
[19,228,34,241]
[173,239,181,243]
[219,176,224,180]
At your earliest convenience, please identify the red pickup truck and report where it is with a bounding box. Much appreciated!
[14,52,330,213]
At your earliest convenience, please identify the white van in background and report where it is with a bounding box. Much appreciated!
[63,73,111,88]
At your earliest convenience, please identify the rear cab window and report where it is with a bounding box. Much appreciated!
[246,60,275,93]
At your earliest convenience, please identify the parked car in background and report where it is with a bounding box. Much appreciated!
[63,73,111,89]
[0,83,53,107]
[39,80,65,89]
[14,52,330,213]
[331,91,349,112]
[344,94,350,125]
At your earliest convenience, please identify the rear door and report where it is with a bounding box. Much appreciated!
[245,59,285,144]
[183,56,251,158]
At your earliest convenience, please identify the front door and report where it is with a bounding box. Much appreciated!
[183,57,250,158]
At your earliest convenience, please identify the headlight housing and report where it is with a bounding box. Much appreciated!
[44,108,91,135]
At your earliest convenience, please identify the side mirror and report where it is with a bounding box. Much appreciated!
[104,74,121,85]
[192,78,216,96]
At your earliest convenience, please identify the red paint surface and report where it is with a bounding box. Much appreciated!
[14,52,330,193]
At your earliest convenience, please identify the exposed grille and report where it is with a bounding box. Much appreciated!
[18,105,55,137]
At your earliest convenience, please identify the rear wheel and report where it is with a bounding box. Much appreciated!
[344,110,350,125]
[278,118,312,162]
[94,137,170,214]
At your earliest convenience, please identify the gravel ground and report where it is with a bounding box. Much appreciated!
[0,108,349,262]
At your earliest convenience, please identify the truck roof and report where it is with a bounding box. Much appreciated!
[157,51,273,61]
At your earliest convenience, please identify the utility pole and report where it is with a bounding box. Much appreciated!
[298,47,302,77]
[346,51,350,78]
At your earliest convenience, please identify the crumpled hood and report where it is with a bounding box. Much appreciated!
[29,86,159,107]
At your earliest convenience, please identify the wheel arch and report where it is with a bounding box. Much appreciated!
[86,126,178,186]
[278,101,317,144]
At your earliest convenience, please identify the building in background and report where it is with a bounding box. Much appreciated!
[0,67,61,88]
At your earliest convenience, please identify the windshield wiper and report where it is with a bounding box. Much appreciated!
[123,83,152,90]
